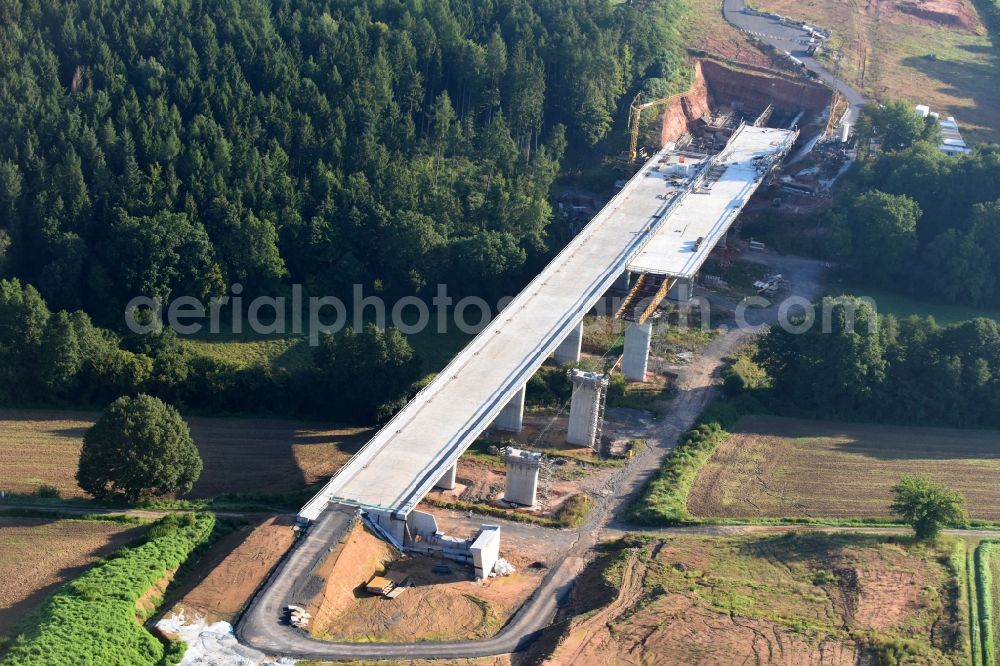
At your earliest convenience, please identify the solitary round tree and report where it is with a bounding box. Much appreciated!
[77,394,202,502]
[890,475,967,540]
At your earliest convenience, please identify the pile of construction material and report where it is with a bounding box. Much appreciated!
[492,558,515,577]
[285,605,311,630]
[365,571,411,599]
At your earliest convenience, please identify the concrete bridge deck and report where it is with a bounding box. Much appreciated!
[298,124,796,526]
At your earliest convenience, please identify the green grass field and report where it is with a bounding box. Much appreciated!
[179,310,473,380]
[827,277,1000,325]
[992,546,1000,664]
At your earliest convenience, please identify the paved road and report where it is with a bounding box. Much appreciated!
[234,253,837,660]
[722,0,870,124]
[236,318,753,659]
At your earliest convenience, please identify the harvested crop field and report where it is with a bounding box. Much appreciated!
[0,517,148,635]
[688,415,1000,520]
[165,516,296,625]
[545,533,967,665]
[0,408,370,499]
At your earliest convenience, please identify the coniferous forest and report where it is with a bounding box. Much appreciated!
[0,0,686,316]
[0,0,688,417]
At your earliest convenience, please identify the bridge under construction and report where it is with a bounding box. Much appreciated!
[236,121,798,660]
[297,122,797,542]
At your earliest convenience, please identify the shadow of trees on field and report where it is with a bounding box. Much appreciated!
[738,416,1000,462]
[899,53,1000,134]
[957,43,994,56]
[52,425,89,439]
[736,531,903,566]
[184,418,373,498]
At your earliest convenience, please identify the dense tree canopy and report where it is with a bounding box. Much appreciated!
[0,0,692,422]
[757,297,886,415]
[77,394,202,502]
[312,324,423,422]
[832,192,920,286]
[0,0,687,322]
[0,278,151,404]
[756,296,1000,427]
[0,277,425,421]
[855,101,940,153]
[832,130,1000,307]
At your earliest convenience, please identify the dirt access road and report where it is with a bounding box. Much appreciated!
[236,253,828,659]
[236,327,757,659]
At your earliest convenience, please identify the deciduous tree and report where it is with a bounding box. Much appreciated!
[77,394,202,502]
[890,475,967,539]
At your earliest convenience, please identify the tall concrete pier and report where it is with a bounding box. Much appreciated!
[567,369,609,449]
[553,320,583,365]
[622,322,653,381]
[493,385,526,433]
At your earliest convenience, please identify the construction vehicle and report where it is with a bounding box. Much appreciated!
[628,91,686,165]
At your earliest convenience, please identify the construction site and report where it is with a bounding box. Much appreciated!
[158,57,841,660]
[649,58,832,153]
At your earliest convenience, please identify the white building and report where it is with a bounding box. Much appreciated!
[915,104,971,156]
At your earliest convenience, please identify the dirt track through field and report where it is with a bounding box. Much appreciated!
[546,550,646,665]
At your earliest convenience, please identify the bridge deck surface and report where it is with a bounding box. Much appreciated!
[299,124,795,521]
[628,126,794,276]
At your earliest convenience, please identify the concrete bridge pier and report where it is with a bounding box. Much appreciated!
[668,278,694,302]
[622,321,653,381]
[493,385,526,433]
[553,320,583,365]
[500,447,543,507]
[567,369,609,448]
[434,463,457,490]
[614,270,631,291]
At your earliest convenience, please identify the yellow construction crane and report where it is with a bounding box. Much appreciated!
[628,91,684,165]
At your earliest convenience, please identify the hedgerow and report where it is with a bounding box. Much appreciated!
[626,395,757,525]
[0,512,215,666]
[977,541,998,666]
[626,421,729,525]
